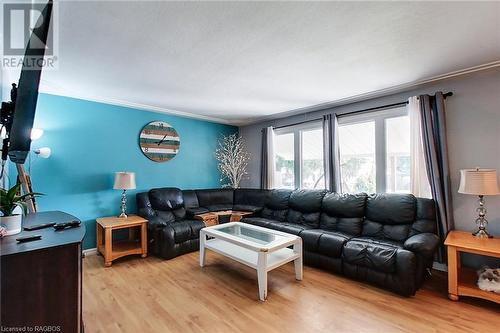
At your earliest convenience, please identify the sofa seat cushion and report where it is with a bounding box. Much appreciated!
[242,218,311,235]
[241,217,276,228]
[301,229,352,258]
[171,219,205,243]
[204,204,233,212]
[342,237,403,273]
[186,207,210,217]
[267,222,312,235]
[232,204,262,213]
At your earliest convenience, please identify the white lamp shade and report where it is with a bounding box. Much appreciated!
[458,168,500,195]
[113,172,136,190]
[30,128,44,140]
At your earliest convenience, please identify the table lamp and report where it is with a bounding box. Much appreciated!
[113,172,136,218]
[458,168,500,238]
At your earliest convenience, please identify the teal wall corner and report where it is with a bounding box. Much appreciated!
[9,93,237,249]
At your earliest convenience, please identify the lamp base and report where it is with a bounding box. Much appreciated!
[472,195,493,238]
[118,189,128,218]
[472,229,493,238]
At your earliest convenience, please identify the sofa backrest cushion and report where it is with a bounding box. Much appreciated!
[362,193,416,242]
[320,193,367,236]
[261,189,292,222]
[182,190,200,209]
[148,187,186,222]
[195,189,234,210]
[233,188,268,212]
[409,197,437,237]
[234,188,267,207]
[287,189,326,227]
[136,192,156,218]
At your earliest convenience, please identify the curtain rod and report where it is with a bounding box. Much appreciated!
[272,92,453,130]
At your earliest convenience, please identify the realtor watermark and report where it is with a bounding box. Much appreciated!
[2,1,58,70]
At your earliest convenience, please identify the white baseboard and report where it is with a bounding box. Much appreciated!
[80,247,449,273]
[83,248,97,256]
[432,262,448,272]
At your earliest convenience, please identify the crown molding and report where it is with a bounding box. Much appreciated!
[236,60,500,126]
[4,60,499,127]
[37,83,234,125]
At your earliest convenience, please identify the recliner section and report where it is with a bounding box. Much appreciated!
[137,188,205,259]
[136,187,440,296]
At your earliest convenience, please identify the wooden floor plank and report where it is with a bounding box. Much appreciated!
[83,252,500,333]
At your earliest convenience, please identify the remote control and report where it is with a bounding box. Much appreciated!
[24,222,56,231]
[16,234,42,242]
[53,220,81,230]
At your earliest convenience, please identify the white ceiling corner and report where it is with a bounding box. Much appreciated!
[28,1,500,125]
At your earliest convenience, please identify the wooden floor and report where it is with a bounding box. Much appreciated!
[83,252,500,333]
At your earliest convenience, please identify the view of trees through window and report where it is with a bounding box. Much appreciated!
[338,108,411,194]
[274,126,324,189]
[338,121,376,193]
[301,128,324,189]
[274,133,295,189]
[273,109,410,193]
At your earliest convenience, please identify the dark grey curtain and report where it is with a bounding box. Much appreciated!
[260,128,269,189]
[420,92,454,262]
[323,114,341,192]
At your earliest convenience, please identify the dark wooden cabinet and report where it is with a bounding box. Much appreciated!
[1,211,86,332]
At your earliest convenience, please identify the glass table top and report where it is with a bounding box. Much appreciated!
[217,224,285,245]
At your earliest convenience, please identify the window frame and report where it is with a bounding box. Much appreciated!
[338,106,408,193]
[274,121,324,189]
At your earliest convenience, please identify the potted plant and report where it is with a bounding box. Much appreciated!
[0,183,42,235]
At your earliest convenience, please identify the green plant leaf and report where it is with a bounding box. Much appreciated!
[0,184,43,216]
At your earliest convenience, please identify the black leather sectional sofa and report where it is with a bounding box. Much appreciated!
[137,188,440,296]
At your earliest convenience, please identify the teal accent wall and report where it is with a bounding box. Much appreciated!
[10,93,237,249]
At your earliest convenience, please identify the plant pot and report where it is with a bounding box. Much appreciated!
[0,214,22,235]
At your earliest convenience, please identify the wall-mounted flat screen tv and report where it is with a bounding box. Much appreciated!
[8,0,53,164]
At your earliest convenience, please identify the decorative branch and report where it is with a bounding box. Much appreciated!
[215,133,251,188]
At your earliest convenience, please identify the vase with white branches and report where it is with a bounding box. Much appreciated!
[215,133,250,188]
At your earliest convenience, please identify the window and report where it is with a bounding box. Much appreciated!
[338,107,409,193]
[274,133,295,189]
[338,121,376,193]
[273,123,324,189]
[301,128,324,189]
[386,116,411,193]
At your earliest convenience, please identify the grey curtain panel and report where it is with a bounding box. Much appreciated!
[419,92,454,262]
[260,128,274,190]
[260,128,269,189]
[323,114,341,192]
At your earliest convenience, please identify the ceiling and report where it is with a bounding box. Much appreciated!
[7,1,500,125]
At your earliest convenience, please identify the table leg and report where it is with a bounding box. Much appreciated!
[447,246,459,301]
[141,222,147,258]
[104,228,112,267]
[96,223,103,256]
[199,230,206,267]
[294,240,303,281]
[257,252,268,301]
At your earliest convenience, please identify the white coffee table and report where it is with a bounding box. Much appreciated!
[199,222,303,301]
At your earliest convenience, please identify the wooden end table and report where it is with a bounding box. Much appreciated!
[96,215,148,267]
[444,230,500,304]
[194,210,254,226]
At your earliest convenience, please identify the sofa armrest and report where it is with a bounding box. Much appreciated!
[404,233,440,258]
[146,216,169,231]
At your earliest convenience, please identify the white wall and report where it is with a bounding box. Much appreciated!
[239,68,500,258]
